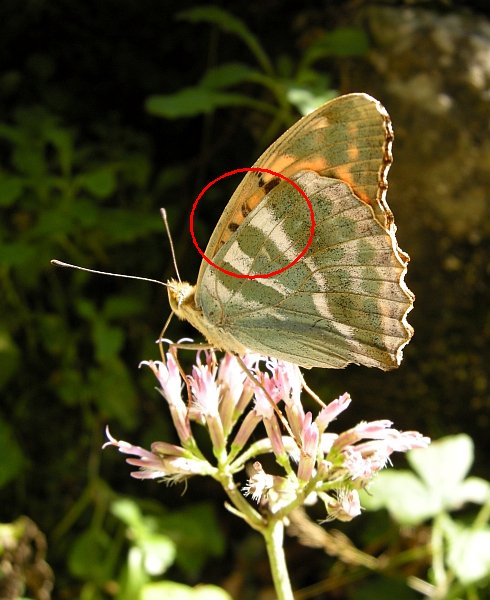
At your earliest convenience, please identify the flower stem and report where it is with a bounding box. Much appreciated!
[263,518,294,600]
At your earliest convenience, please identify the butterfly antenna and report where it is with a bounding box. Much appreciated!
[51,260,168,288]
[160,208,182,283]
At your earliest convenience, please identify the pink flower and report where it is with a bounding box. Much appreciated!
[103,427,206,482]
[272,360,302,408]
[252,373,279,420]
[106,349,431,526]
[242,461,274,503]
[140,355,181,404]
[315,393,351,433]
[188,353,220,420]
[297,412,319,482]
[336,424,431,481]
[140,356,192,445]
[187,352,226,455]
[323,489,362,522]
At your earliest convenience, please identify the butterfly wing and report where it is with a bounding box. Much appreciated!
[197,93,395,290]
[196,170,412,369]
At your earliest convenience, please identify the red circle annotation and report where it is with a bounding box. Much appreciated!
[189,167,315,279]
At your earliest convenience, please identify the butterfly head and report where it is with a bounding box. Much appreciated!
[167,279,197,317]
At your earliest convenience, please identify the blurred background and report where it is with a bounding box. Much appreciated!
[1,1,489,598]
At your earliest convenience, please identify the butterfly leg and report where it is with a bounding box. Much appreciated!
[300,373,327,408]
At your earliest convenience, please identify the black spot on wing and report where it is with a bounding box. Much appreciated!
[263,177,281,193]
[241,202,251,217]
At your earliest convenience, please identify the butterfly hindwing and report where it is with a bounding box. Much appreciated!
[197,170,412,369]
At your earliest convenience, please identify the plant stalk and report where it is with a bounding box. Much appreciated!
[263,518,294,600]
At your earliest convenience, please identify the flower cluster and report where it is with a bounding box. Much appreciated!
[104,349,430,523]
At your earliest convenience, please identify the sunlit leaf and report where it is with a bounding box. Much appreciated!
[408,434,474,507]
[443,516,490,585]
[361,470,438,525]
[146,88,261,119]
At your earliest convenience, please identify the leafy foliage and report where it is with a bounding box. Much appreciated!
[146,5,368,140]
[361,435,490,597]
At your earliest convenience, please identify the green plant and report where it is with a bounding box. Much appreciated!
[145,6,368,141]
[361,434,490,599]
[106,350,429,599]
[65,495,227,600]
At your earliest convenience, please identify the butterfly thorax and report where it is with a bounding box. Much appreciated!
[167,279,248,355]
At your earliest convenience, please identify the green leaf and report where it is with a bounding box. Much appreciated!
[68,530,113,583]
[303,27,369,66]
[0,122,19,143]
[55,368,85,407]
[12,144,46,177]
[95,208,164,242]
[200,63,257,89]
[146,88,259,119]
[93,320,124,361]
[443,517,490,585]
[361,470,438,525]
[90,359,137,427]
[45,126,74,176]
[351,577,418,600]
[286,86,336,116]
[121,153,151,188]
[32,204,77,236]
[0,242,38,269]
[0,329,20,389]
[0,175,24,206]
[77,168,117,198]
[157,503,225,577]
[408,434,474,509]
[177,6,272,74]
[103,295,146,320]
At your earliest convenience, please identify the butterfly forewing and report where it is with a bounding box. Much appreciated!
[197,93,393,287]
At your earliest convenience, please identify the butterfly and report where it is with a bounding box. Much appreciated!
[167,93,414,370]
